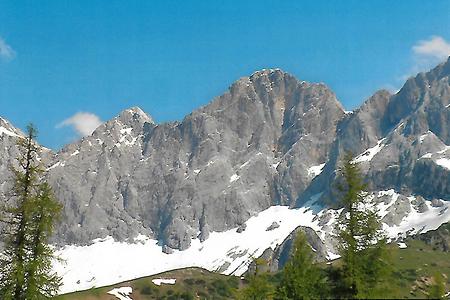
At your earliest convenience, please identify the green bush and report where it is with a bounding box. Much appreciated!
[140,285,157,295]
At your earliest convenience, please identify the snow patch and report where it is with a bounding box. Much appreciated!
[326,251,340,260]
[436,158,450,170]
[420,153,432,159]
[46,162,65,171]
[419,131,431,143]
[397,242,407,249]
[307,163,325,177]
[120,128,133,135]
[152,278,176,286]
[229,174,240,183]
[107,287,133,300]
[0,126,20,138]
[353,138,386,163]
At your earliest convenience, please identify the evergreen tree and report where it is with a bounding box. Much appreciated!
[0,124,62,300]
[335,152,390,299]
[25,183,62,299]
[275,231,328,299]
[239,258,275,300]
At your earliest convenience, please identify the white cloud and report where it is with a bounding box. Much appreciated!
[394,35,450,85]
[412,35,450,61]
[0,37,15,61]
[57,112,103,137]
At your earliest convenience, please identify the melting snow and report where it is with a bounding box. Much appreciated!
[353,138,386,163]
[107,287,133,300]
[229,174,240,183]
[120,128,133,135]
[54,190,450,295]
[152,278,176,286]
[420,153,432,159]
[326,251,340,260]
[240,160,251,169]
[419,131,431,143]
[54,205,320,294]
[397,242,407,249]
[0,126,20,138]
[308,163,325,177]
[436,158,450,170]
[46,162,65,171]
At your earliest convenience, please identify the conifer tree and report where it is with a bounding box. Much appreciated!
[335,152,390,299]
[275,231,328,299]
[0,124,62,300]
[25,183,62,299]
[239,258,275,300]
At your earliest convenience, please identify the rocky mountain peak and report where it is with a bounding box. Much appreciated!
[118,106,155,125]
[88,106,155,142]
[0,117,23,138]
[427,55,450,80]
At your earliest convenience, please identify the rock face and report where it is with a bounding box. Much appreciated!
[262,226,328,273]
[412,222,450,252]
[301,57,450,206]
[0,69,345,250]
[1,58,450,252]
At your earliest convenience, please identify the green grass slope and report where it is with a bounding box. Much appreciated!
[54,267,239,300]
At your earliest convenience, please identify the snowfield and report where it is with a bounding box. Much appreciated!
[55,206,320,294]
[54,191,450,294]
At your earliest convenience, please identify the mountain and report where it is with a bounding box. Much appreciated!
[301,57,450,207]
[44,69,345,250]
[1,58,450,293]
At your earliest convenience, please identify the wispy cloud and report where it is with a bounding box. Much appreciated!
[406,36,450,78]
[57,112,103,137]
[0,36,15,61]
[392,35,450,87]
[412,35,450,61]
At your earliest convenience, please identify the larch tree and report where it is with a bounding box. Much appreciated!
[239,258,275,300]
[0,124,62,300]
[275,231,328,300]
[335,152,390,299]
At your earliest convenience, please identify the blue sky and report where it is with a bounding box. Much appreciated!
[1,1,450,149]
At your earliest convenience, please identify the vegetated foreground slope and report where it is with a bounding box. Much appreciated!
[0,57,449,293]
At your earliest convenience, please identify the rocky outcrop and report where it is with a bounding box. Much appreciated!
[411,222,450,252]
[247,226,328,274]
